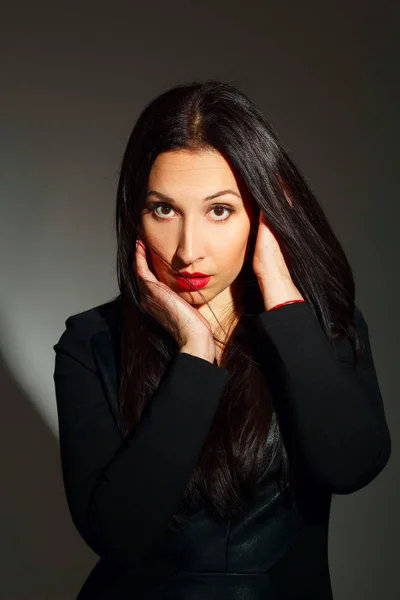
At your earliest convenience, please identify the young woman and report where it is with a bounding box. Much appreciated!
[53,80,391,599]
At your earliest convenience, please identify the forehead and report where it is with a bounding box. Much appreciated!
[148,149,240,193]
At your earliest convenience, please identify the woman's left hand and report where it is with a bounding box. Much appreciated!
[253,207,305,311]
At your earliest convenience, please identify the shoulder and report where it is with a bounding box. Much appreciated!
[354,303,367,328]
[53,295,122,369]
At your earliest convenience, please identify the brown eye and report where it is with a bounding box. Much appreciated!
[150,203,234,222]
[211,206,231,219]
[155,205,172,216]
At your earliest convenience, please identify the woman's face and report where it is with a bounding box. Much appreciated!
[140,148,256,318]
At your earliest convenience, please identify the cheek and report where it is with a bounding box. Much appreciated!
[216,231,250,272]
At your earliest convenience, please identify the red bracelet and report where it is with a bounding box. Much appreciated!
[267,299,306,311]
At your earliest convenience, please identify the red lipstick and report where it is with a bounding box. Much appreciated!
[174,271,212,291]
[178,271,210,277]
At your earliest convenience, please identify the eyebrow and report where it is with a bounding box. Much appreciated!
[146,189,242,203]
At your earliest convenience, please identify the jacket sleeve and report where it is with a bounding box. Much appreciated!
[253,301,391,494]
[53,315,231,566]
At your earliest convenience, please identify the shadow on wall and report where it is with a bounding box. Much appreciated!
[0,347,97,599]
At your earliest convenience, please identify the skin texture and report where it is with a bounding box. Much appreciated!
[140,148,257,338]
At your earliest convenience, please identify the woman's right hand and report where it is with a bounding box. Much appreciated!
[135,239,216,354]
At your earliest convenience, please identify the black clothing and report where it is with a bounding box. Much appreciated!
[52,296,391,599]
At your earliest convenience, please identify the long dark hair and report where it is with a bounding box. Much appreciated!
[115,79,361,528]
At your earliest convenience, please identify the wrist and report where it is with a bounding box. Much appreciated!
[266,299,306,311]
[179,346,215,363]
[179,338,216,363]
[258,279,305,312]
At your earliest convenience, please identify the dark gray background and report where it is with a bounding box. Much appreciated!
[1,1,398,598]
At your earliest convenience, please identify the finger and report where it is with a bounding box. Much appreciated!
[135,241,154,278]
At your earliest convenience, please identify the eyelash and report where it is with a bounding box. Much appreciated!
[148,202,234,223]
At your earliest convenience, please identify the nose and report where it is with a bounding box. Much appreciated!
[174,226,206,266]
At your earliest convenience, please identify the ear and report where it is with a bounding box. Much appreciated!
[277,175,293,208]
[283,189,293,208]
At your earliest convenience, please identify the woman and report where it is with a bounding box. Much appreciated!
[53,80,391,599]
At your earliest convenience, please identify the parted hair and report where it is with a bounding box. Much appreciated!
[114,79,361,528]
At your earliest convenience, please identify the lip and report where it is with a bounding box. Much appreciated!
[176,272,210,277]
[175,275,211,291]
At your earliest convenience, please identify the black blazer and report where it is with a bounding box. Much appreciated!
[53,296,391,599]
